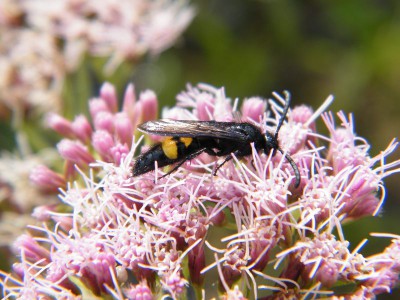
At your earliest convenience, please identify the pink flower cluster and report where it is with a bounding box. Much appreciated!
[20,0,195,71]
[1,83,399,299]
[0,0,194,114]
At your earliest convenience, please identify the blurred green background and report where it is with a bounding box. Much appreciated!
[1,0,399,298]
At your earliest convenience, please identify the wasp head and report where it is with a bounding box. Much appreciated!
[264,93,300,188]
[264,132,280,155]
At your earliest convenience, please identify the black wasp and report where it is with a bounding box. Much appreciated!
[132,96,300,188]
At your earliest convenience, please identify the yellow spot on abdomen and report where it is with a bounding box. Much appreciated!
[180,137,193,147]
[162,138,178,159]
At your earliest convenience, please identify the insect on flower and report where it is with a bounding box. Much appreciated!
[132,96,300,187]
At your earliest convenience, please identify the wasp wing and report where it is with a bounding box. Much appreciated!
[138,119,250,141]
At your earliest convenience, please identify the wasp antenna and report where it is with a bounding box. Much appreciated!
[278,148,300,188]
[274,91,291,140]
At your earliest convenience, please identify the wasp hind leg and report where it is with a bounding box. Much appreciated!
[213,154,234,175]
[157,149,206,180]
[213,148,250,176]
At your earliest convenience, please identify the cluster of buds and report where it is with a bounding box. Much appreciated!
[1,83,399,299]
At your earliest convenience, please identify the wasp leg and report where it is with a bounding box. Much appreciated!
[213,147,249,176]
[213,154,234,175]
[157,149,206,180]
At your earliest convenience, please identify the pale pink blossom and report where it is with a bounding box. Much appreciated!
[0,29,64,115]
[71,115,93,144]
[124,281,153,300]
[0,0,194,116]
[241,96,267,122]
[57,139,95,167]
[29,165,66,193]
[139,90,159,123]
[0,150,59,212]
[20,0,195,72]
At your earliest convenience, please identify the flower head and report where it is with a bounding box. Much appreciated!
[1,83,399,299]
[20,0,195,72]
[0,29,64,114]
[0,0,194,118]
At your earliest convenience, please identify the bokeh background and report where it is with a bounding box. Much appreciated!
[0,0,399,298]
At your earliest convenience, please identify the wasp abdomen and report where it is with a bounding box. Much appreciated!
[132,137,203,177]
[162,137,193,159]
